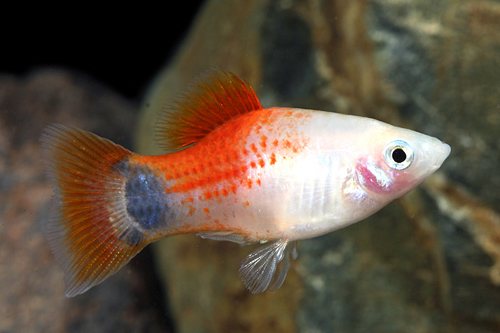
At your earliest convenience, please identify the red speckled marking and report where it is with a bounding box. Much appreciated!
[270,153,276,165]
[260,135,267,148]
[131,108,311,230]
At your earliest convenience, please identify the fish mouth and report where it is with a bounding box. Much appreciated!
[416,138,451,177]
[432,141,451,169]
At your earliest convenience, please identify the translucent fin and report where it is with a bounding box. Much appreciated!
[238,239,298,293]
[197,231,254,245]
[155,68,263,152]
[40,125,148,297]
[269,241,298,291]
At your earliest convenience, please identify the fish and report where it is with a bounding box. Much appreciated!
[40,68,451,297]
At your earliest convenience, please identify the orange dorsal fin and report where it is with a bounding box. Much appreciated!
[155,68,263,151]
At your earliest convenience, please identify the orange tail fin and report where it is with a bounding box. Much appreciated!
[40,125,148,297]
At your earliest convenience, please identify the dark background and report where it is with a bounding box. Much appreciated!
[1,3,205,100]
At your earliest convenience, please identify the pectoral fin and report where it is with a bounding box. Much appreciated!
[238,239,298,293]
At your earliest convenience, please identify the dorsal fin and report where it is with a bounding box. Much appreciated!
[155,68,263,151]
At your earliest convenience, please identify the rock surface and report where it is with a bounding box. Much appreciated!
[0,69,172,332]
[137,0,500,332]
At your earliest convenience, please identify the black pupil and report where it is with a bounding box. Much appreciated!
[392,148,407,163]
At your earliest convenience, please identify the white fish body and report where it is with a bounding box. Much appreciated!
[196,108,450,240]
[40,69,450,296]
[247,108,450,240]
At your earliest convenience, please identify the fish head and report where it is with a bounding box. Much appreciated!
[354,123,451,202]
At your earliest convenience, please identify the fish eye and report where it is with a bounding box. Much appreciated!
[383,140,414,170]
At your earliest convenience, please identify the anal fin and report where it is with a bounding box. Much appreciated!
[238,239,298,293]
[197,231,254,245]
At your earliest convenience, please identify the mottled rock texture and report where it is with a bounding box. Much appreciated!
[0,70,172,332]
[137,0,500,332]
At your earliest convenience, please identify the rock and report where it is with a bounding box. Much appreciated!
[0,69,172,332]
[137,0,500,332]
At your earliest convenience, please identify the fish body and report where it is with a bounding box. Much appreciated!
[40,69,450,296]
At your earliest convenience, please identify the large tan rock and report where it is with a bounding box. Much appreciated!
[137,1,500,331]
[0,69,171,332]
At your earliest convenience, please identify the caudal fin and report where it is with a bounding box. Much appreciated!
[40,125,148,297]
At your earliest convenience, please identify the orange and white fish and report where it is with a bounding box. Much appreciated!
[40,69,450,297]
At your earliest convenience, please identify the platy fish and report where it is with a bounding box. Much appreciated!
[40,69,451,297]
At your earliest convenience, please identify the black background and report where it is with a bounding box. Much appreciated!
[1,3,205,99]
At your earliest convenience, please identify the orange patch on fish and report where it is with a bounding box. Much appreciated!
[270,153,276,165]
[260,135,267,148]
